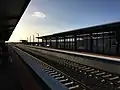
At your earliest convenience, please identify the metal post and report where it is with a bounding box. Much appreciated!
[96,33,98,53]
[64,36,65,49]
[46,38,47,47]
[102,32,104,54]
[42,38,43,46]
[30,36,31,45]
[90,33,93,52]
[36,33,39,46]
[27,37,28,42]
[50,37,52,47]
[33,34,34,45]
[56,37,58,49]
[74,33,77,51]
[27,37,28,45]
[116,30,120,55]
[33,35,34,42]
[116,41,119,55]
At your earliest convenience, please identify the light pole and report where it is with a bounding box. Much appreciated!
[33,34,34,43]
[36,33,39,46]
[27,37,28,42]
[30,36,31,45]
[32,34,35,45]
[27,37,28,45]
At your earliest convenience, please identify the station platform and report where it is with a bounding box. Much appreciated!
[0,46,42,90]
[81,52,120,60]
[26,45,120,63]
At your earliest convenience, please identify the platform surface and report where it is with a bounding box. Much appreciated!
[0,46,43,90]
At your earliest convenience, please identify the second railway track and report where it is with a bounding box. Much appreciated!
[16,45,120,90]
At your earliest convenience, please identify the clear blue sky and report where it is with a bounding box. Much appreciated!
[9,0,120,42]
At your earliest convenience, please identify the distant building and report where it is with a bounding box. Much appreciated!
[20,40,28,44]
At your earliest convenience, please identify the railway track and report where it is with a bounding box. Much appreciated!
[17,45,120,90]
[35,56,91,90]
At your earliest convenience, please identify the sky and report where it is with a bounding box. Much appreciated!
[9,0,120,42]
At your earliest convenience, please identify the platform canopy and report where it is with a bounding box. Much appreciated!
[0,0,31,41]
[38,22,120,39]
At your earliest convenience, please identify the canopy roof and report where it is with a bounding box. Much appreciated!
[38,22,120,39]
[0,0,31,41]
